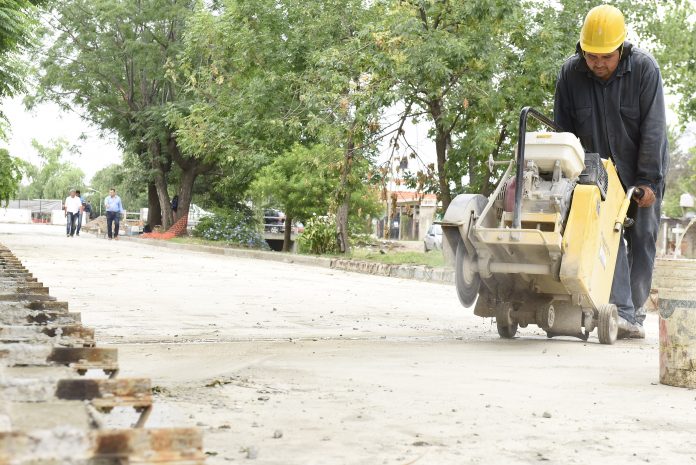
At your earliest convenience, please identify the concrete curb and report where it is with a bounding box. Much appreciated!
[120,236,456,285]
[329,258,455,284]
[117,236,689,290]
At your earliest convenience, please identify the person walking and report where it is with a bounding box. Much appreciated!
[64,189,82,237]
[104,188,124,240]
[554,5,669,339]
[75,189,85,236]
[171,195,179,220]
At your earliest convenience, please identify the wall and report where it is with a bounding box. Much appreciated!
[0,208,32,224]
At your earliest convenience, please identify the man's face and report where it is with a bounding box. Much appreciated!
[110,190,116,197]
[584,49,621,81]
[70,192,76,197]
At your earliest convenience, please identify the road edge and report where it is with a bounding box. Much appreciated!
[120,236,456,285]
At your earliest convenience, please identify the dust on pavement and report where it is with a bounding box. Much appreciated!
[1,223,694,465]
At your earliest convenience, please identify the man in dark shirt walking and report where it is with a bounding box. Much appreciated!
[554,5,669,339]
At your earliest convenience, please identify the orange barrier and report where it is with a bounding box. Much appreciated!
[141,216,189,240]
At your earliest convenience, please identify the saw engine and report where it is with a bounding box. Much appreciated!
[441,107,631,345]
[497,159,576,233]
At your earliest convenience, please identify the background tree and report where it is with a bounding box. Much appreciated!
[0,0,42,106]
[0,0,44,198]
[0,148,23,205]
[36,0,204,229]
[642,0,696,218]
[374,0,660,211]
[173,0,385,252]
[171,0,312,207]
[16,139,86,200]
[89,155,148,216]
[251,144,341,251]
[373,0,521,211]
[293,0,389,252]
[251,143,380,251]
[644,0,696,127]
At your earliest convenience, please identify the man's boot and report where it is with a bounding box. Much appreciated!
[617,316,633,340]
[617,316,645,339]
[629,323,645,339]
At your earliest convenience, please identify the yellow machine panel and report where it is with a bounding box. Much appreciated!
[560,160,625,309]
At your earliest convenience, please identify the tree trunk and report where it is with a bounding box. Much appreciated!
[168,132,214,230]
[429,99,452,212]
[150,139,173,229]
[282,215,292,252]
[336,136,354,254]
[147,182,161,227]
[176,167,198,229]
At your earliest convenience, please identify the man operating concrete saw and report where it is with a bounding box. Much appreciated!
[553,5,669,339]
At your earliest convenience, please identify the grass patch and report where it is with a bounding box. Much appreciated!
[169,236,446,267]
[170,237,230,247]
[340,248,446,267]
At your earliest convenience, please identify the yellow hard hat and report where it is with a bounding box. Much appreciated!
[580,5,627,54]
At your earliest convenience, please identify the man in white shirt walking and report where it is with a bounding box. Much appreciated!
[64,189,82,237]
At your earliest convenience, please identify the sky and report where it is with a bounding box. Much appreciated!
[0,96,122,183]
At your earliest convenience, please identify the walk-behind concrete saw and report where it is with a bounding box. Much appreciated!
[441,107,638,344]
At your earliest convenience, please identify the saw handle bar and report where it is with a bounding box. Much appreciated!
[615,186,638,232]
[513,107,563,231]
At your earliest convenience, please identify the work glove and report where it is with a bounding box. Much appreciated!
[633,185,656,208]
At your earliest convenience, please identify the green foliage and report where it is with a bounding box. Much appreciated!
[0,0,40,102]
[250,143,343,221]
[30,0,694,236]
[0,148,23,205]
[371,0,660,203]
[192,208,268,249]
[171,0,304,168]
[297,215,339,255]
[641,0,696,126]
[36,0,201,227]
[16,139,86,200]
[90,152,150,212]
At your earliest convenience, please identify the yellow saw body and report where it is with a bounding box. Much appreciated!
[441,107,634,344]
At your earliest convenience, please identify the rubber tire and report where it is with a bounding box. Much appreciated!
[455,240,480,307]
[597,303,618,345]
[496,304,518,339]
[497,322,518,339]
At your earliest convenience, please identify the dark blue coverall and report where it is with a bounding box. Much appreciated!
[554,42,669,325]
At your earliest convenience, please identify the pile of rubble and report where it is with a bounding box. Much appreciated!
[80,215,109,234]
[0,244,206,464]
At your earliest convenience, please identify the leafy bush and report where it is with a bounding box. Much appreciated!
[297,214,338,255]
[192,209,268,249]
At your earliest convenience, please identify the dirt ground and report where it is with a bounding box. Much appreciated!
[1,223,695,464]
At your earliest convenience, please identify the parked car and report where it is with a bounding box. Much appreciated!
[423,223,442,252]
[264,209,286,234]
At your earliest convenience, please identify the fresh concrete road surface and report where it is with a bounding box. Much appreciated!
[1,223,694,464]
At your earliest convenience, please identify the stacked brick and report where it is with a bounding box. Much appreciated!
[0,244,205,464]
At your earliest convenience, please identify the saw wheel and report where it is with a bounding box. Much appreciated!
[597,303,618,345]
[496,302,518,339]
[455,239,480,307]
